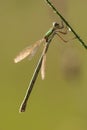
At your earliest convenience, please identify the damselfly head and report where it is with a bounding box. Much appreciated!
[53,22,59,28]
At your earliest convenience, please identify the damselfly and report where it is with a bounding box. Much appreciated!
[14,21,73,112]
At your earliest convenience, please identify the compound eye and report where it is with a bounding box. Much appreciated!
[53,22,59,27]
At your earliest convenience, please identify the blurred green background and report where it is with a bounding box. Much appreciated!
[0,0,87,129]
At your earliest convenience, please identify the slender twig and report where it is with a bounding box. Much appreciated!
[45,0,87,49]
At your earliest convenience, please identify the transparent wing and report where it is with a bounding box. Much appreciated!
[41,54,46,80]
[41,49,46,80]
[14,39,44,63]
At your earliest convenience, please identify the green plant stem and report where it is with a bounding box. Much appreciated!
[45,0,87,49]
